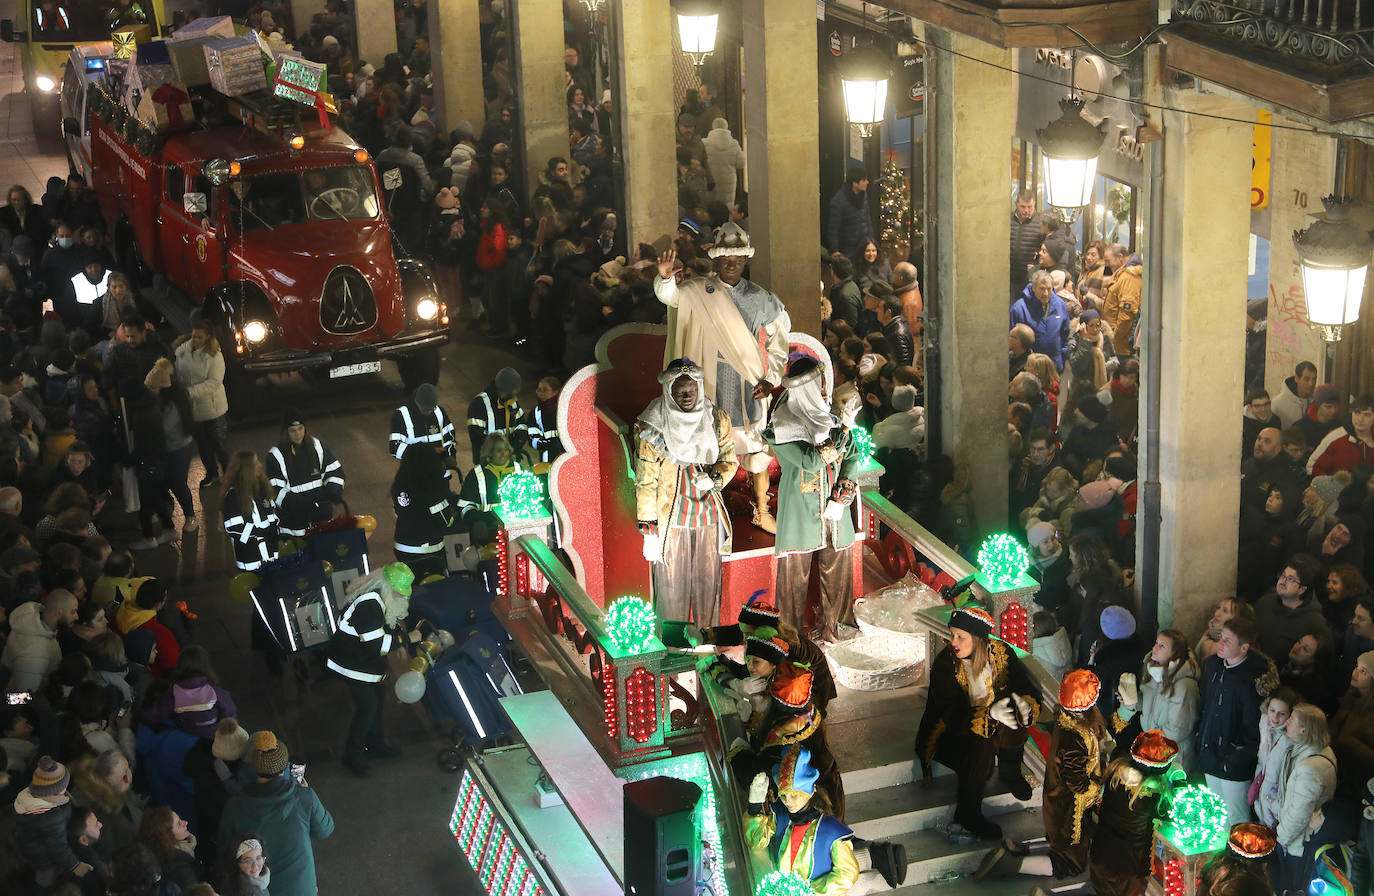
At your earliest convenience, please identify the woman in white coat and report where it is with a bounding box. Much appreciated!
[172,318,229,487]
[1258,702,1338,894]
[1114,629,1201,772]
[701,118,745,208]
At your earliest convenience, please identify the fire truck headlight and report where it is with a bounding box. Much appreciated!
[241,320,269,344]
[35,75,56,93]
[415,298,439,321]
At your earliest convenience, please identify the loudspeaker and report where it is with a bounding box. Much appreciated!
[623,776,702,896]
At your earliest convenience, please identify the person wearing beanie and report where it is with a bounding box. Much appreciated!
[1297,382,1345,453]
[655,222,789,534]
[744,744,907,891]
[1087,604,1140,719]
[871,383,925,452]
[1060,393,1118,472]
[389,382,458,474]
[975,669,1112,884]
[1064,306,1115,395]
[114,578,180,678]
[325,564,417,776]
[728,662,848,821]
[767,354,863,642]
[265,410,346,537]
[633,359,739,629]
[183,718,256,862]
[916,605,1040,843]
[696,594,839,713]
[15,755,92,886]
[220,731,334,896]
[466,366,527,461]
[394,430,462,577]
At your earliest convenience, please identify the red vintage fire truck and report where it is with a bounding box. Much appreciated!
[67,49,447,390]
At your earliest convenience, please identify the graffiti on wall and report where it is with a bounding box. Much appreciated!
[1267,281,1310,367]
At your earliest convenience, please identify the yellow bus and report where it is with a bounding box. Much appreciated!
[1,0,164,126]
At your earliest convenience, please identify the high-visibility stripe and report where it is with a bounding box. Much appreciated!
[395,541,444,554]
[326,658,384,682]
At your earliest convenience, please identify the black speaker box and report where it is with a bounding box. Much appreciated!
[623,776,702,896]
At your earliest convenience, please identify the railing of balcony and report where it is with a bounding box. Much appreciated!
[1174,0,1374,65]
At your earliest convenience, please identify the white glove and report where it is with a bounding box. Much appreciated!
[1117,673,1138,708]
[824,500,845,521]
[1013,694,1035,726]
[728,736,750,755]
[642,531,661,562]
[694,473,715,491]
[990,697,1018,727]
[737,696,754,722]
[728,675,768,697]
[748,772,769,804]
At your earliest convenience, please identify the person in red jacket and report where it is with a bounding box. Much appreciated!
[475,197,511,339]
[1308,393,1374,476]
[113,578,181,678]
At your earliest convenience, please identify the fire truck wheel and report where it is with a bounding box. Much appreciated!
[398,346,441,392]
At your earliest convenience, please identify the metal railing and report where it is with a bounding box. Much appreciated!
[1174,0,1374,65]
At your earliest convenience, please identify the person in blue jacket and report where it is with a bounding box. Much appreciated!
[1010,271,1071,371]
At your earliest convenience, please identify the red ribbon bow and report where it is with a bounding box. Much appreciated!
[151,83,189,130]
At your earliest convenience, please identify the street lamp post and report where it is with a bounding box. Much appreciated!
[1036,96,1107,216]
[838,44,892,139]
[676,0,718,68]
[1293,195,1374,379]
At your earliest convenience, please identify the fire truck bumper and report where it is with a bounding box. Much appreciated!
[239,329,448,374]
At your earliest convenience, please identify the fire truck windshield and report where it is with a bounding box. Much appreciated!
[32,0,156,41]
[227,166,380,231]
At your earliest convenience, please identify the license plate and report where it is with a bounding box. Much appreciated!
[329,361,381,378]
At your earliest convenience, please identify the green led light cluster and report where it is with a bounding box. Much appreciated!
[497,471,545,520]
[604,596,657,655]
[755,871,815,896]
[1169,784,1229,852]
[977,533,1030,589]
[849,426,874,462]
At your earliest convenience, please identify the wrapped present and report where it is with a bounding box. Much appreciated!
[167,39,212,86]
[134,40,172,67]
[170,14,234,41]
[136,81,192,133]
[123,62,177,112]
[112,30,136,59]
[203,36,267,96]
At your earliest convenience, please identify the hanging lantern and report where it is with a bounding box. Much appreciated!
[578,0,605,11]
[1293,196,1374,344]
[838,44,892,138]
[1037,96,1107,211]
[676,0,718,67]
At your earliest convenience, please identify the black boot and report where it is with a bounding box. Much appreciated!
[998,748,1032,801]
[342,753,372,777]
[869,841,907,888]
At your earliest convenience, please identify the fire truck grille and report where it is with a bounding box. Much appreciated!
[319,267,378,336]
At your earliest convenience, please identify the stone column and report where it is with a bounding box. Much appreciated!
[511,0,568,206]
[1148,91,1255,637]
[428,0,485,136]
[613,0,677,251]
[742,0,821,337]
[928,28,1014,528]
[1264,120,1336,395]
[354,0,397,70]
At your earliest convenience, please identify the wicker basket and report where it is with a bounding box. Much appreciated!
[854,579,946,638]
[825,633,927,691]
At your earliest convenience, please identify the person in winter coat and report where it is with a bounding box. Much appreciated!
[183,719,255,864]
[264,412,345,538]
[15,756,93,887]
[1010,272,1071,371]
[702,118,745,207]
[466,367,526,461]
[1100,246,1142,356]
[523,376,563,466]
[1064,310,1114,395]
[2,590,78,690]
[1197,616,1279,826]
[1255,555,1334,662]
[217,834,272,896]
[62,680,136,766]
[1254,703,1338,891]
[634,359,738,627]
[1087,605,1140,720]
[1089,731,1178,896]
[120,379,177,550]
[220,731,333,896]
[1349,778,1374,896]
[1332,653,1374,820]
[113,579,181,679]
[1114,629,1201,772]
[390,383,458,470]
[1250,687,1301,810]
[427,187,465,318]
[475,198,512,338]
[826,166,873,259]
[222,451,279,574]
[1273,361,1318,431]
[325,566,415,777]
[1065,533,1125,666]
[916,606,1039,842]
[1032,611,1073,683]
[138,806,203,890]
[144,359,198,533]
[394,437,460,578]
[973,670,1113,885]
[1236,483,1305,601]
[172,320,229,487]
[1309,393,1374,476]
[70,750,144,861]
[1198,823,1279,896]
[142,647,237,741]
[107,841,181,896]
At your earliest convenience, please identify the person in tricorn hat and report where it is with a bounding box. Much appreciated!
[1197,823,1278,896]
[264,410,345,538]
[1078,730,1180,896]
[633,358,738,627]
[655,222,790,533]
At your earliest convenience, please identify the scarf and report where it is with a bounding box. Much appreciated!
[771,377,835,447]
[664,274,767,404]
[485,460,517,479]
[637,363,719,465]
[245,866,271,893]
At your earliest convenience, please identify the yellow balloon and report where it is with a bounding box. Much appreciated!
[229,572,260,604]
[278,538,300,557]
[357,515,378,535]
[322,561,333,576]
[421,574,445,584]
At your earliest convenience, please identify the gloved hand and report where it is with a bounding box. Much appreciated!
[641,530,661,562]
[1013,694,1035,726]
[990,696,1018,727]
[748,772,769,804]
[1117,672,1138,708]
[728,675,768,697]
[694,473,715,492]
[685,623,704,647]
[824,500,845,521]
[737,697,754,722]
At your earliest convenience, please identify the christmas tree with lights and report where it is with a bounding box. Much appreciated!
[878,151,911,259]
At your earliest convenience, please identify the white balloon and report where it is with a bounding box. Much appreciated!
[460,545,483,570]
[395,670,427,704]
